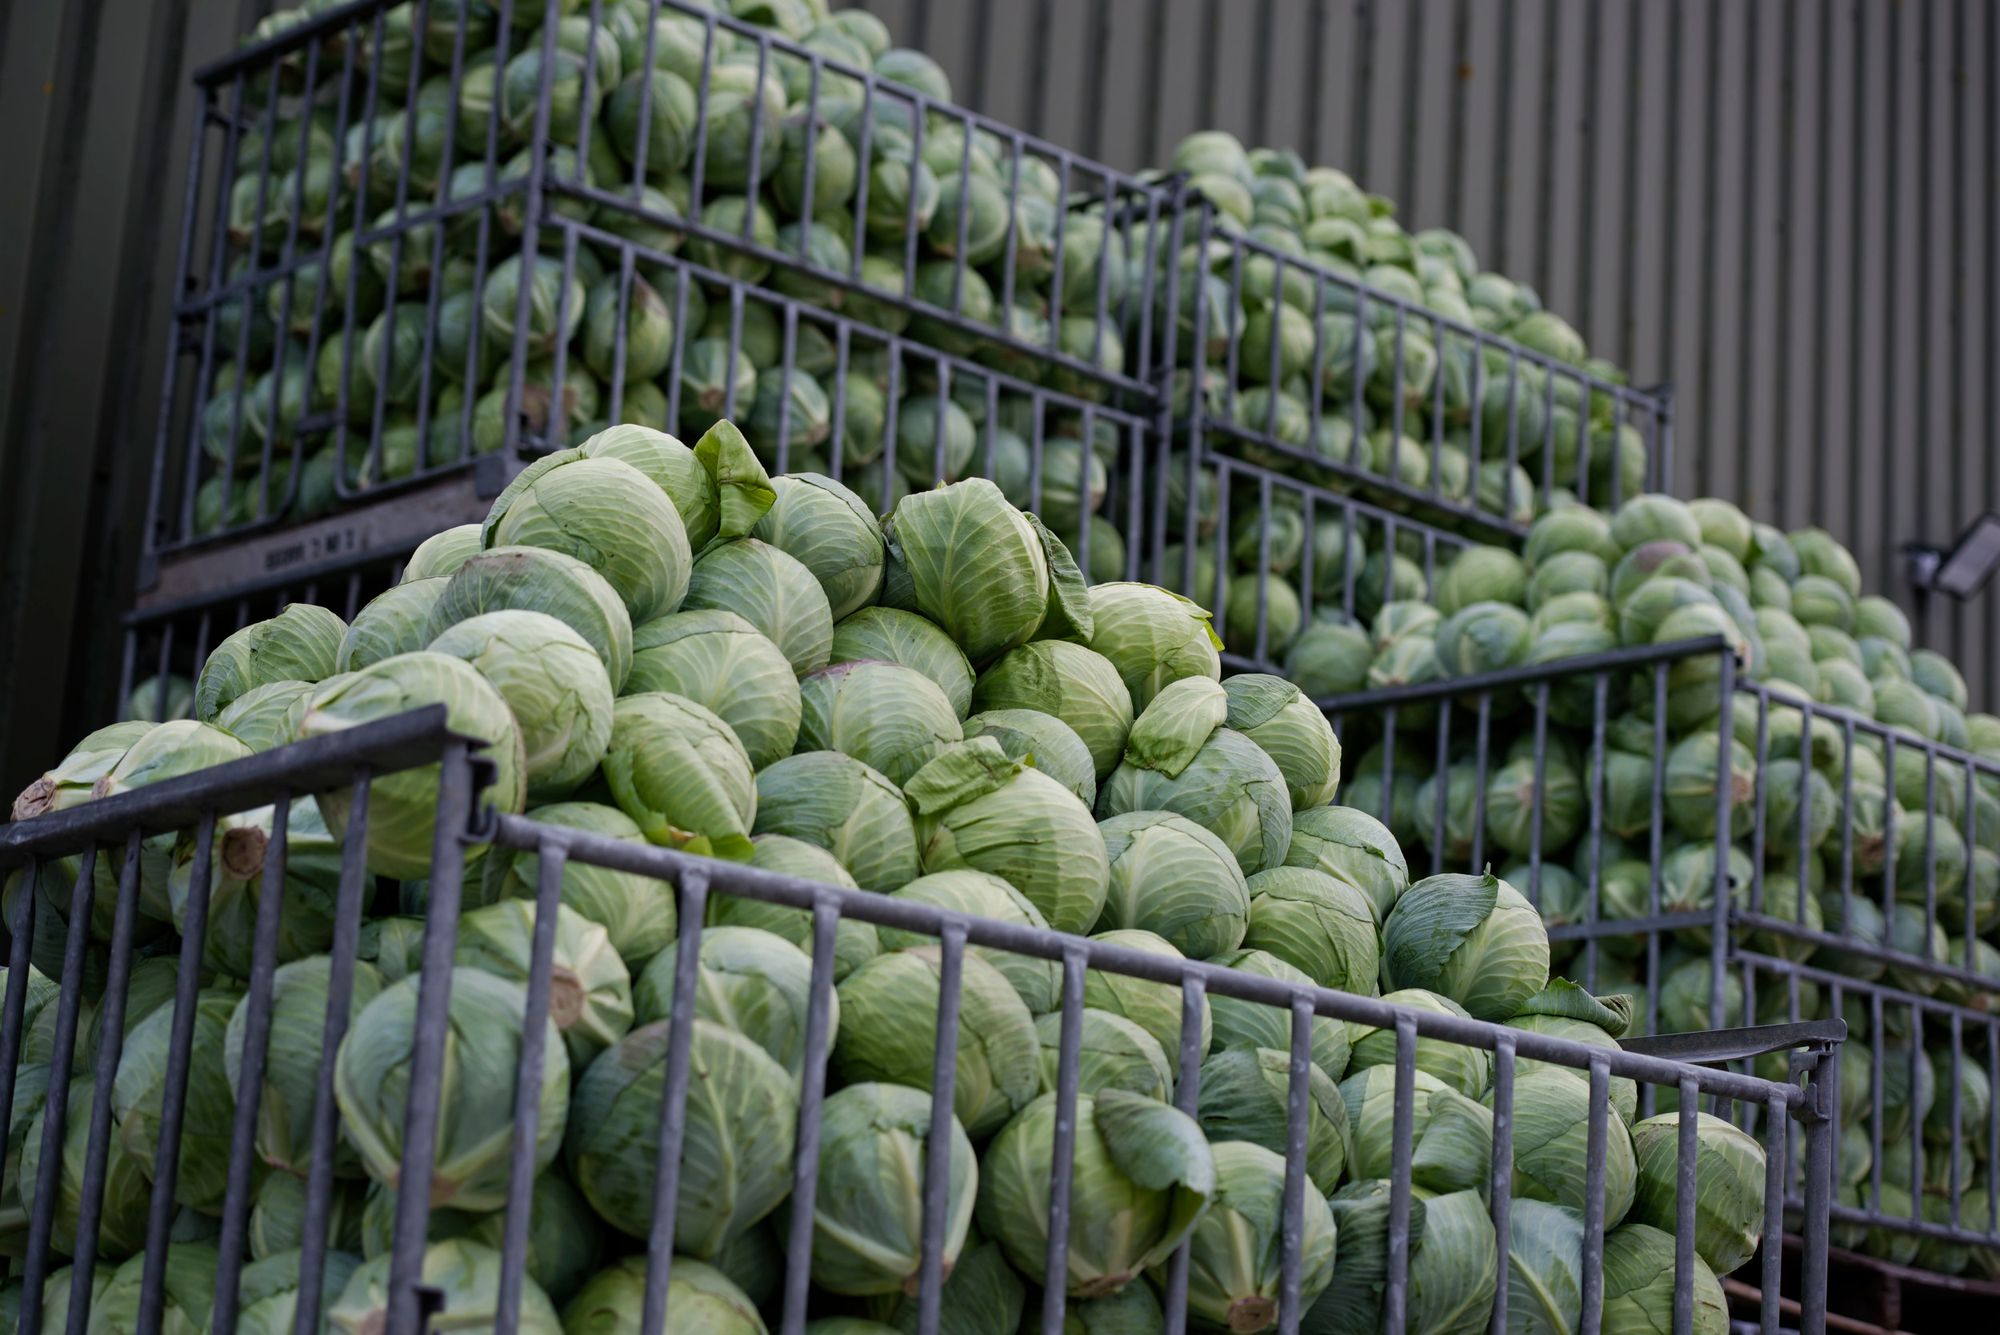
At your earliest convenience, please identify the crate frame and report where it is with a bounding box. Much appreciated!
[141,0,1180,568]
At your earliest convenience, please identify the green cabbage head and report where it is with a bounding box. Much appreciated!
[975,1090,1214,1298]
[1381,871,1549,1020]
[1628,1111,1767,1276]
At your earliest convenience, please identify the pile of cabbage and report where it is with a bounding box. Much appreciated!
[5,429,1763,1333]
[182,0,1157,550]
[1144,124,1642,582]
[1272,489,2000,1277]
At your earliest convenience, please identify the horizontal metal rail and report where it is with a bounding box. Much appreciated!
[0,705,462,863]
[487,812,1813,1107]
[1313,634,1731,712]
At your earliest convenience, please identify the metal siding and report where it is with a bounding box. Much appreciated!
[860,0,2000,704]
[3,0,1998,791]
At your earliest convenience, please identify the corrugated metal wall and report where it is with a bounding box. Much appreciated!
[859,0,2000,701]
[2,0,1996,789]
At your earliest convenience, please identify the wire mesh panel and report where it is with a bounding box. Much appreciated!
[1726,681,2000,1004]
[451,800,1837,1335]
[1314,636,1741,1030]
[529,0,1173,400]
[148,2,541,558]
[519,219,1158,585]
[1718,680,2000,1275]
[0,708,481,1335]
[1728,954,2000,1279]
[1141,450,1480,678]
[1154,192,1676,543]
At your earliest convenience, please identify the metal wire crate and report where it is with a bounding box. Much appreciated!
[118,223,1162,732]
[144,0,1177,565]
[519,215,1160,577]
[1313,635,1741,1027]
[1157,190,1675,542]
[0,711,1841,1335]
[1730,954,1999,1278]
[1725,680,2000,1002]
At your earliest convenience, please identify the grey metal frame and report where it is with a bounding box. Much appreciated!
[0,706,481,1335]
[1315,635,1741,1039]
[141,0,1177,565]
[480,805,1837,1335]
[1727,679,2000,991]
[1314,634,2000,1267]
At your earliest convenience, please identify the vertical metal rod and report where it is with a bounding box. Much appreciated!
[494,840,570,1335]
[386,741,477,1335]
[1162,975,1206,1335]
[916,924,969,1331]
[1673,1077,1699,1335]
[1040,949,1089,1333]
[0,859,41,1206]
[291,772,371,1335]
[19,846,98,1335]
[211,795,291,1335]
[1277,997,1313,1334]
[136,809,220,1331]
[1488,1037,1517,1335]
[66,832,146,1326]
[1759,1091,1785,1335]
[1799,1046,1836,1335]
[1579,1060,1610,1335]
[1709,651,1737,1029]
[639,867,712,1335]
[1383,1016,1418,1334]
[779,899,843,1335]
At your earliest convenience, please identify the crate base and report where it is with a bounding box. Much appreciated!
[137,456,516,609]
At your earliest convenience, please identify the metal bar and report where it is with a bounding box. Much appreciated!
[640,867,712,1335]
[1674,1078,1698,1335]
[916,924,968,1330]
[494,839,570,1335]
[1278,997,1312,1334]
[779,898,842,1335]
[1162,975,1207,1335]
[1488,1036,1517,1335]
[65,834,145,1325]
[18,846,97,1335]
[385,740,478,1335]
[136,809,219,1330]
[291,772,372,1335]
[483,814,1814,1106]
[2,706,465,865]
[1384,1017,1418,1334]
[1798,1045,1835,1335]
[1580,1061,1611,1335]
[210,794,291,1335]
[1040,949,1089,1332]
